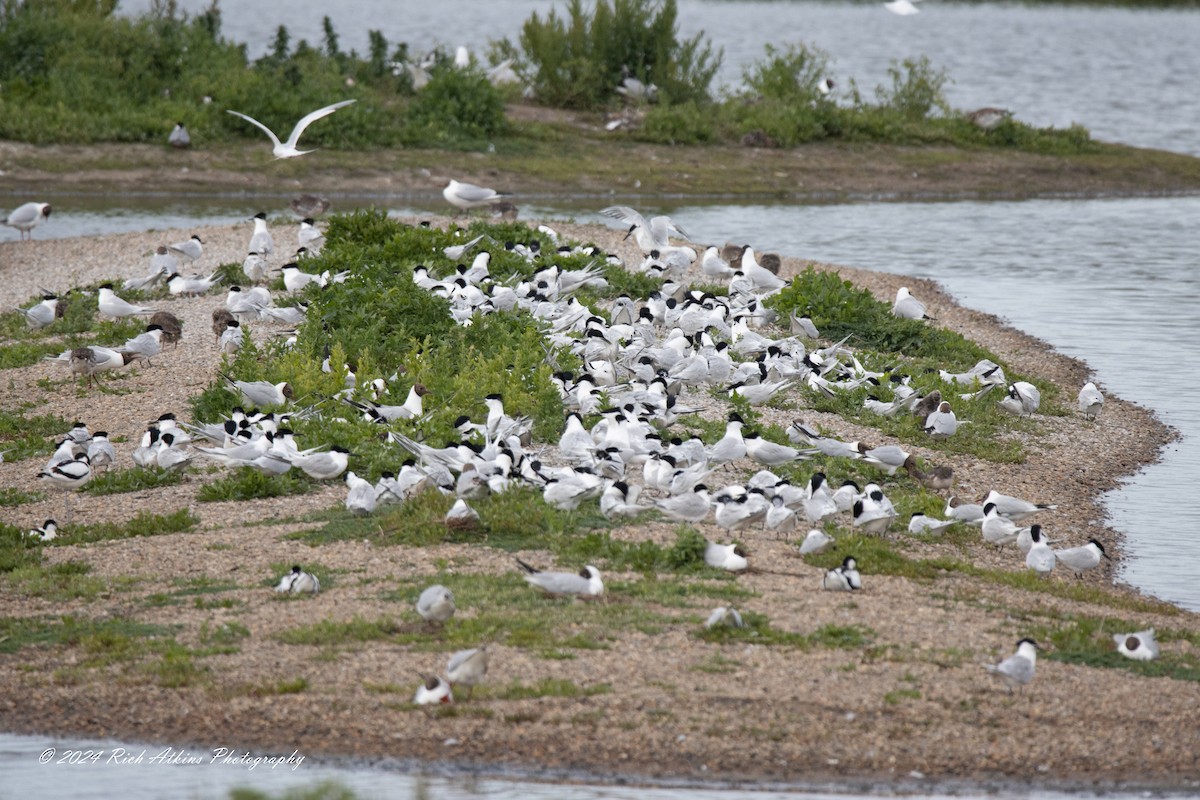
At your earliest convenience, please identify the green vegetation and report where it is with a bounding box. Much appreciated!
[82,466,186,496]
[45,509,199,546]
[197,467,315,502]
[3,560,107,601]
[0,487,42,507]
[492,0,720,109]
[698,612,873,649]
[0,2,1107,158]
[1032,615,1200,684]
[0,406,71,462]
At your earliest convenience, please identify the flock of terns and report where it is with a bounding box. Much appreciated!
[5,181,1151,706]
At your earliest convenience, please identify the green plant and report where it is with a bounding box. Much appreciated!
[499,0,721,110]
[404,64,507,145]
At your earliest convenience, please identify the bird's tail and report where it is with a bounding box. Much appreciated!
[514,558,539,575]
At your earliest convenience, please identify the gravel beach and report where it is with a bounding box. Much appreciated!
[0,217,1196,793]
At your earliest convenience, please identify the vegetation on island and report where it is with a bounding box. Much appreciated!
[0,0,1095,156]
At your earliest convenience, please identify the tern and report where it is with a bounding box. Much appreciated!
[222,374,294,407]
[15,294,59,329]
[1025,526,1056,576]
[516,559,604,598]
[168,234,204,263]
[344,471,377,516]
[276,565,320,594]
[168,121,190,148]
[226,99,357,159]
[247,212,274,255]
[416,584,456,624]
[705,606,746,629]
[1113,629,1159,661]
[98,284,157,317]
[4,202,51,240]
[984,638,1038,691]
[982,490,1055,521]
[998,381,1041,416]
[1054,538,1109,578]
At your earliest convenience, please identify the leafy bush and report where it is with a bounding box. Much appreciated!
[874,56,950,120]
[499,0,721,110]
[639,100,714,145]
[404,64,507,145]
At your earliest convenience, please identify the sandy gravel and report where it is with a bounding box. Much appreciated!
[0,217,1196,793]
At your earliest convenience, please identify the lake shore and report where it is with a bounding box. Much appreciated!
[5,106,1200,205]
[0,216,1197,793]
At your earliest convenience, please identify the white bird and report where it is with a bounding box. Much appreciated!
[822,556,862,591]
[168,121,190,148]
[948,497,986,523]
[298,218,325,252]
[168,271,221,297]
[798,529,834,555]
[280,263,327,292]
[15,293,59,329]
[705,606,746,629]
[344,471,376,516]
[998,381,1041,416]
[154,432,192,471]
[599,481,645,519]
[244,252,270,283]
[744,432,808,467]
[984,638,1038,691]
[705,540,749,572]
[516,559,604,598]
[982,490,1055,522]
[1025,526,1056,577]
[416,584,456,624]
[98,284,157,317]
[222,375,293,407]
[884,0,919,14]
[118,324,164,364]
[981,503,1023,547]
[1113,629,1159,661]
[445,498,481,528]
[248,212,274,255]
[907,512,956,535]
[4,202,51,240]
[892,286,934,320]
[168,234,204,263]
[414,674,453,705]
[446,646,489,698]
[276,565,320,594]
[226,99,357,159]
[443,179,504,211]
[924,401,958,438]
[1078,382,1104,420]
[86,431,116,471]
[655,484,712,523]
[218,319,244,354]
[1054,538,1109,578]
[287,446,352,480]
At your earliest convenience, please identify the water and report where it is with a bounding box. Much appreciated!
[0,733,1177,799]
[118,0,1200,154]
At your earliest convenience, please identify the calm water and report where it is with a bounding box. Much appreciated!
[0,732,1178,799]
[118,0,1200,154]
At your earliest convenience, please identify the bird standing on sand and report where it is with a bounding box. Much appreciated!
[1078,382,1104,420]
[985,638,1038,691]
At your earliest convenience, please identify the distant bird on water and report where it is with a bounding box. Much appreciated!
[884,0,919,14]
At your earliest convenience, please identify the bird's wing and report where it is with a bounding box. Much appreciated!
[6,203,37,226]
[451,182,499,202]
[226,110,283,148]
[285,99,357,148]
[599,206,648,229]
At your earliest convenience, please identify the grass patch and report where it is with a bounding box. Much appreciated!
[483,678,611,701]
[197,468,315,502]
[1030,616,1200,684]
[0,407,71,462]
[47,509,199,546]
[82,466,186,496]
[0,487,42,507]
[697,611,872,649]
[0,614,172,656]
[276,616,402,647]
[3,561,107,601]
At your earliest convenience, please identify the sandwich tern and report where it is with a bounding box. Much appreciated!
[168,122,190,148]
[1025,526,1056,576]
[15,294,59,329]
[98,284,157,318]
[984,638,1038,691]
[226,99,357,159]
[446,646,489,698]
[168,234,204,263]
[1054,538,1109,578]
